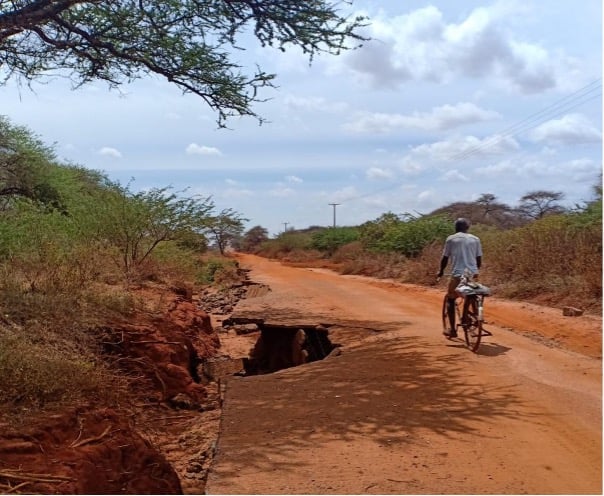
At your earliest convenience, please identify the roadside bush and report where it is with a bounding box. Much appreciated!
[141,241,203,285]
[0,203,95,292]
[256,231,313,259]
[339,251,408,279]
[199,257,239,286]
[311,227,360,255]
[361,214,450,256]
[331,241,365,264]
[482,214,601,306]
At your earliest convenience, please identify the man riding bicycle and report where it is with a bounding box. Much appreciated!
[437,218,483,338]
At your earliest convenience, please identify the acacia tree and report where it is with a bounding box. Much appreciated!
[204,208,247,255]
[519,190,566,220]
[94,184,214,278]
[0,1,366,126]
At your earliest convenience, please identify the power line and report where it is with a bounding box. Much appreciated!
[338,79,602,205]
[450,79,601,162]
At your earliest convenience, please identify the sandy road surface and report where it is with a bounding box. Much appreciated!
[206,254,601,494]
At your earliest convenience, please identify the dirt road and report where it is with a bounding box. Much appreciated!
[205,254,602,494]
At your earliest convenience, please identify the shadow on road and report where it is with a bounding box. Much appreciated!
[212,331,532,480]
[477,342,512,357]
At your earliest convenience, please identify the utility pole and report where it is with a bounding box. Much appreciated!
[328,203,340,228]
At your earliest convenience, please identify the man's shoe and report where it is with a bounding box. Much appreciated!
[443,329,457,338]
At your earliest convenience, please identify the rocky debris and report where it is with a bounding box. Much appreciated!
[199,356,246,383]
[197,283,270,315]
[562,306,584,317]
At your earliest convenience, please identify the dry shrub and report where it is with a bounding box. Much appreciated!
[281,248,324,263]
[212,263,243,288]
[87,287,141,317]
[121,243,202,287]
[404,217,602,312]
[402,242,443,285]
[481,218,601,310]
[331,241,365,263]
[339,250,407,279]
[0,325,124,414]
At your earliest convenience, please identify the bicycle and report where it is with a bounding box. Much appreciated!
[441,270,492,352]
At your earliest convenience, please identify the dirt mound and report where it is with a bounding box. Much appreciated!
[0,407,181,494]
[0,289,222,494]
[101,296,220,406]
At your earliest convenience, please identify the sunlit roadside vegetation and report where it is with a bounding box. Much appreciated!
[0,114,601,418]
[249,188,602,313]
[0,117,242,415]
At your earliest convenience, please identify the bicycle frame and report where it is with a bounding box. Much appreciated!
[441,271,491,352]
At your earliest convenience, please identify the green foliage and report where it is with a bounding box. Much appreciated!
[240,225,270,253]
[203,208,248,255]
[256,230,314,258]
[199,258,239,286]
[1,1,366,126]
[147,241,205,284]
[0,116,62,210]
[91,183,214,281]
[360,213,451,257]
[0,202,97,294]
[311,226,360,255]
[518,190,566,219]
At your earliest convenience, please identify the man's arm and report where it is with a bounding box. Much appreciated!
[476,255,482,269]
[437,256,448,278]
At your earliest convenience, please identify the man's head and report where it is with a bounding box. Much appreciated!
[454,217,470,233]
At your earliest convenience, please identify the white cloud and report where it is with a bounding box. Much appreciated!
[366,167,394,180]
[343,102,499,134]
[186,143,223,156]
[475,159,520,178]
[269,185,296,197]
[416,189,439,208]
[284,95,348,113]
[564,158,601,182]
[286,175,303,183]
[440,169,470,182]
[323,186,359,203]
[398,157,426,176]
[341,3,574,93]
[98,147,122,158]
[530,114,602,145]
[476,154,601,183]
[221,187,253,199]
[409,134,519,162]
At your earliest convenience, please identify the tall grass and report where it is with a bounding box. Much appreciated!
[0,326,122,415]
[480,215,601,307]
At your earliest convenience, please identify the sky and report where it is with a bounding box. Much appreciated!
[1,0,602,236]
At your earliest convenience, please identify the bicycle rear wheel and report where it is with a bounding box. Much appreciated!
[441,295,449,333]
[462,296,482,352]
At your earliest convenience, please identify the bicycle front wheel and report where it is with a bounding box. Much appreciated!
[462,296,482,352]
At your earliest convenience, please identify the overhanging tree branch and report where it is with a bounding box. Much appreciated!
[0,0,367,126]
